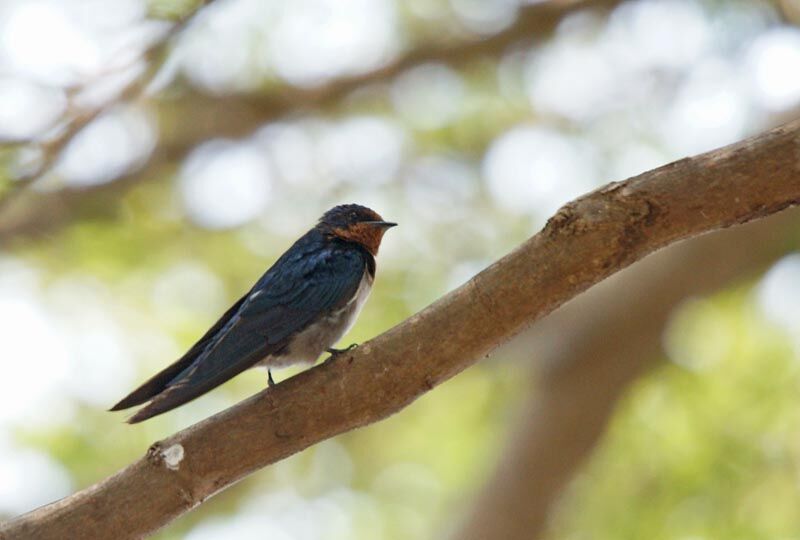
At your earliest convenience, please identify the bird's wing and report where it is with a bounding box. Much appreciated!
[123,246,366,423]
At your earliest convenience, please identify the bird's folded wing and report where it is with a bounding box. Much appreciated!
[125,247,366,422]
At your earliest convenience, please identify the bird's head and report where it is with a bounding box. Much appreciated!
[318,204,397,255]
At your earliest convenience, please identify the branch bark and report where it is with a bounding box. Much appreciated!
[2,120,800,539]
[452,205,800,540]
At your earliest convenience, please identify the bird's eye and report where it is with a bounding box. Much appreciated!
[350,212,358,220]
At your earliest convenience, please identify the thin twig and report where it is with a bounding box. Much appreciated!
[0,0,215,211]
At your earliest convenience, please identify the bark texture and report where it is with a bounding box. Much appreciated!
[2,120,800,539]
[452,206,800,540]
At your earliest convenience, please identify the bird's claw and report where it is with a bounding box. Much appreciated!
[327,343,358,354]
[325,343,358,363]
[267,369,276,388]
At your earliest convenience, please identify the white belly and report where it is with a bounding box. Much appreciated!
[258,272,373,369]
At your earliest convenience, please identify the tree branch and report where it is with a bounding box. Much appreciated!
[452,205,800,540]
[0,152,174,245]
[2,120,800,539]
[0,0,216,214]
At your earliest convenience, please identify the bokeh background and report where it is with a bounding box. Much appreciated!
[2,0,800,538]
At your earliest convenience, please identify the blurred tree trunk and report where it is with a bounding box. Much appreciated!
[2,119,800,540]
[452,206,800,540]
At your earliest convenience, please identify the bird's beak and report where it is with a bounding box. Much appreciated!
[364,221,397,229]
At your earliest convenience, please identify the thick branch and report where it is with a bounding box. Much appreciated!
[453,206,800,540]
[2,120,800,539]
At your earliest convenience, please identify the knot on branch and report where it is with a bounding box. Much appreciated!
[544,181,659,240]
[147,442,186,471]
[544,203,582,236]
[544,182,661,274]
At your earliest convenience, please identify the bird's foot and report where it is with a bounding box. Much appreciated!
[327,343,358,355]
[325,343,358,363]
[267,369,276,388]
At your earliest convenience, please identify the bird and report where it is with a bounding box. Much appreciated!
[111,204,396,423]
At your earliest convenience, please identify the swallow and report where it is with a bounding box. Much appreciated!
[111,204,396,423]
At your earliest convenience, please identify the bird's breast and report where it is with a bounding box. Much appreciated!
[263,271,373,368]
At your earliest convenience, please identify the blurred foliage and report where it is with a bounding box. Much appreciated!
[548,288,800,539]
[1,0,800,538]
[147,0,207,21]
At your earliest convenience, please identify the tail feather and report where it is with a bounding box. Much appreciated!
[125,333,268,423]
[110,293,249,414]
[125,385,201,424]
[125,364,249,423]
[109,351,200,412]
